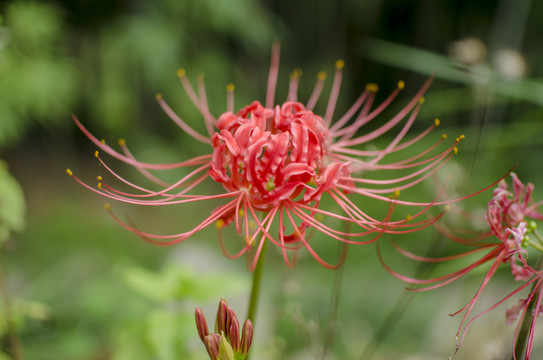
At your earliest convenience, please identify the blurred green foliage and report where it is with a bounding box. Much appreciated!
[0,161,24,245]
[0,0,543,359]
[0,1,76,146]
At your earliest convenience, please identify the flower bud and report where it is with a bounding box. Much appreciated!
[204,333,221,360]
[215,298,229,335]
[240,319,253,356]
[195,307,210,343]
[228,309,241,352]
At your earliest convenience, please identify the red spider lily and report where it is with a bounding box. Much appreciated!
[67,43,471,270]
[379,174,543,358]
[487,173,543,239]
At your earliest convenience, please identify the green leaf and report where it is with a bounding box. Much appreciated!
[359,37,543,105]
[121,264,247,303]
[0,160,25,245]
[147,309,193,360]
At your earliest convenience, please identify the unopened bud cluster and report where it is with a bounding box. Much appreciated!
[195,299,253,360]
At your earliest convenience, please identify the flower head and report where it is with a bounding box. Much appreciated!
[486,173,543,239]
[68,43,470,269]
[379,174,542,359]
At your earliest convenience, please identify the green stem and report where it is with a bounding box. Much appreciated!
[512,256,543,360]
[532,230,543,247]
[245,240,268,360]
[0,261,24,360]
[528,241,543,253]
[246,239,268,325]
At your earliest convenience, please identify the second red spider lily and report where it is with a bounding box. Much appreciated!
[68,44,474,270]
[379,173,543,359]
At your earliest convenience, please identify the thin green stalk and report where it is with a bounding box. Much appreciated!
[512,256,543,360]
[513,298,535,360]
[245,240,268,360]
[0,261,24,360]
[528,241,543,253]
[246,239,269,325]
[532,229,543,247]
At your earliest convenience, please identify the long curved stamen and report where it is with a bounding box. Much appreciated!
[226,83,235,113]
[118,139,171,187]
[197,74,217,136]
[306,71,326,111]
[324,60,344,127]
[329,90,370,133]
[287,68,302,102]
[265,42,280,108]
[156,93,211,144]
[72,114,212,170]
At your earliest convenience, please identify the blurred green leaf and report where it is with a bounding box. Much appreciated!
[147,310,194,360]
[122,264,246,303]
[0,161,25,244]
[360,37,543,105]
[0,0,77,146]
[4,0,62,53]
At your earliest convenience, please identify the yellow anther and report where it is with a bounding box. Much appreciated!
[238,209,244,217]
[94,150,99,158]
[366,83,379,92]
[104,203,111,211]
[434,118,440,127]
[216,219,225,229]
[197,72,204,80]
[406,214,412,222]
[445,205,451,212]
[177,68,186,77]
[226,83,235,92]
[118,138,125,146]
[66,168,73,176]
[397,80,405,90]
[441,134,448,139]
[317,71,327,80]
[155,93,163,100]
[100,139,106,144]
[97,182,102,190]
[456,134,465,142]
[453,147,458,155]
[389,189,401,199]
[291,68,302,79]
[418,96,425,104]
[335,59,345,69]
[97,176,102,181]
